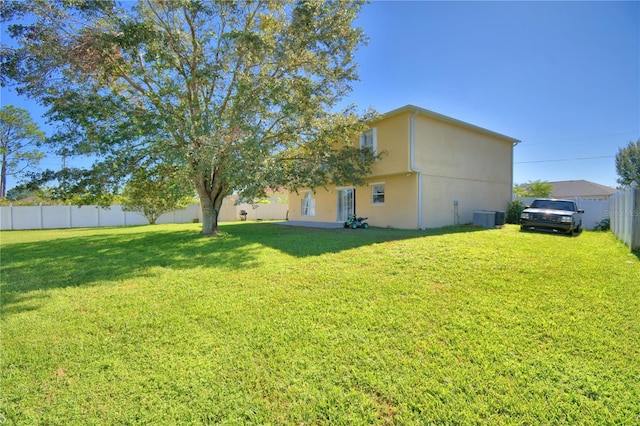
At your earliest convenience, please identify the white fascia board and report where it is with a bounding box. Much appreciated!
[371,104,521,145]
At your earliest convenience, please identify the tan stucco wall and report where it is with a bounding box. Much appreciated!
[288,174,418,228]
[421,175,512,228]
[289,188,337,223]
[414,115,513,228]
[369,112,411,176]
[358,174,418,228]
[413,115,513,184]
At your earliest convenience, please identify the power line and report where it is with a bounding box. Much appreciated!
[515,155,614,164]
[517,131,638,147]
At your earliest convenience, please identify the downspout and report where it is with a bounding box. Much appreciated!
[410,109,424,230]
[511,140,521,200]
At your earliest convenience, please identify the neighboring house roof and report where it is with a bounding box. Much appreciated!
[550,180,617,198]
[375,104,521,145]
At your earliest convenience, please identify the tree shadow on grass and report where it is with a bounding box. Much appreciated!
[262,222,489,257]
[1,228,253,294]
[0,223,489,313]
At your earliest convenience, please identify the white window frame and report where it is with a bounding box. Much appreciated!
[359,128,377,155]
[370,182,385,205]
[301,192,315,217]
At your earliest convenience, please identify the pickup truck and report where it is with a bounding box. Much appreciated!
[520,199,584,235]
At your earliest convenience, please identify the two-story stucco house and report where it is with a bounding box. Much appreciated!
[288,104,520,229]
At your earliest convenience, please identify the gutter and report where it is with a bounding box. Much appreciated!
[409,109,425,230]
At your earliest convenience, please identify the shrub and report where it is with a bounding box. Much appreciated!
[507,199,525,224]
[594,218,610,231]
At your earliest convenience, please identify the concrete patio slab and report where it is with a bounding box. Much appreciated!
[275,221,345,229]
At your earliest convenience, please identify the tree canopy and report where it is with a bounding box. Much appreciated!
[513,180,553,198]
[120,164,195,224]
[0,105,45,198]
[615,139,640,187]
[1,0,375,234]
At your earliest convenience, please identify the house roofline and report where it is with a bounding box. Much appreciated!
[371,104,521,145]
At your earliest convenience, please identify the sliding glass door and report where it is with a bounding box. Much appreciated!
[336,188,355,222]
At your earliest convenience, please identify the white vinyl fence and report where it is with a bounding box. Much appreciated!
[219,195,289,222]
[515,197,609,230]
[0,204,201,231]
[1,196,290,231]
[609,185,640,251]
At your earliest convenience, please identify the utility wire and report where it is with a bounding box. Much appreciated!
[517,131,638,147]
[515,155,614,164]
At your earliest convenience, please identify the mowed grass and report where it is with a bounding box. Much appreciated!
[1,223,639,425]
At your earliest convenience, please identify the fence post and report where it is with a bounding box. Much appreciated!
[632,187,640,251]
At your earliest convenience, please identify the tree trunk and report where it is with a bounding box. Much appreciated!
[197,183,227,236]
[193,166,228,235]
[1,153,7,198]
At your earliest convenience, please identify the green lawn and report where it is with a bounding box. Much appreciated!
[1,223,639,424]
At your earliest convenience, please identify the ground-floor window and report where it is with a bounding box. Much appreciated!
[371,184,385,205]
[301,192,315,217]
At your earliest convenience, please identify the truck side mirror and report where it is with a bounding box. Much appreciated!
[578,209,584,214]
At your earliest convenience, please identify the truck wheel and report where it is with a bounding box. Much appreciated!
[351,223,358,229]
[363,223,369,229]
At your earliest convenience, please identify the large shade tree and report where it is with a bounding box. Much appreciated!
[1,0,375,234]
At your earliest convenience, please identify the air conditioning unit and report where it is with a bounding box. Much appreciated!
[473,210,496,228]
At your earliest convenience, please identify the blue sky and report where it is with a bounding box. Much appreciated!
[346,0,639,188]
[1,0,639,191]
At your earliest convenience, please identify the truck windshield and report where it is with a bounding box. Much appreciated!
[530,200,575,211]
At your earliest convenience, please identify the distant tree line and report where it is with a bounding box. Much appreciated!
[513,180,553,198]
[616,139,640,187]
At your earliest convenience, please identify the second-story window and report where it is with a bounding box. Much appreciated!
[360,128,377,155]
